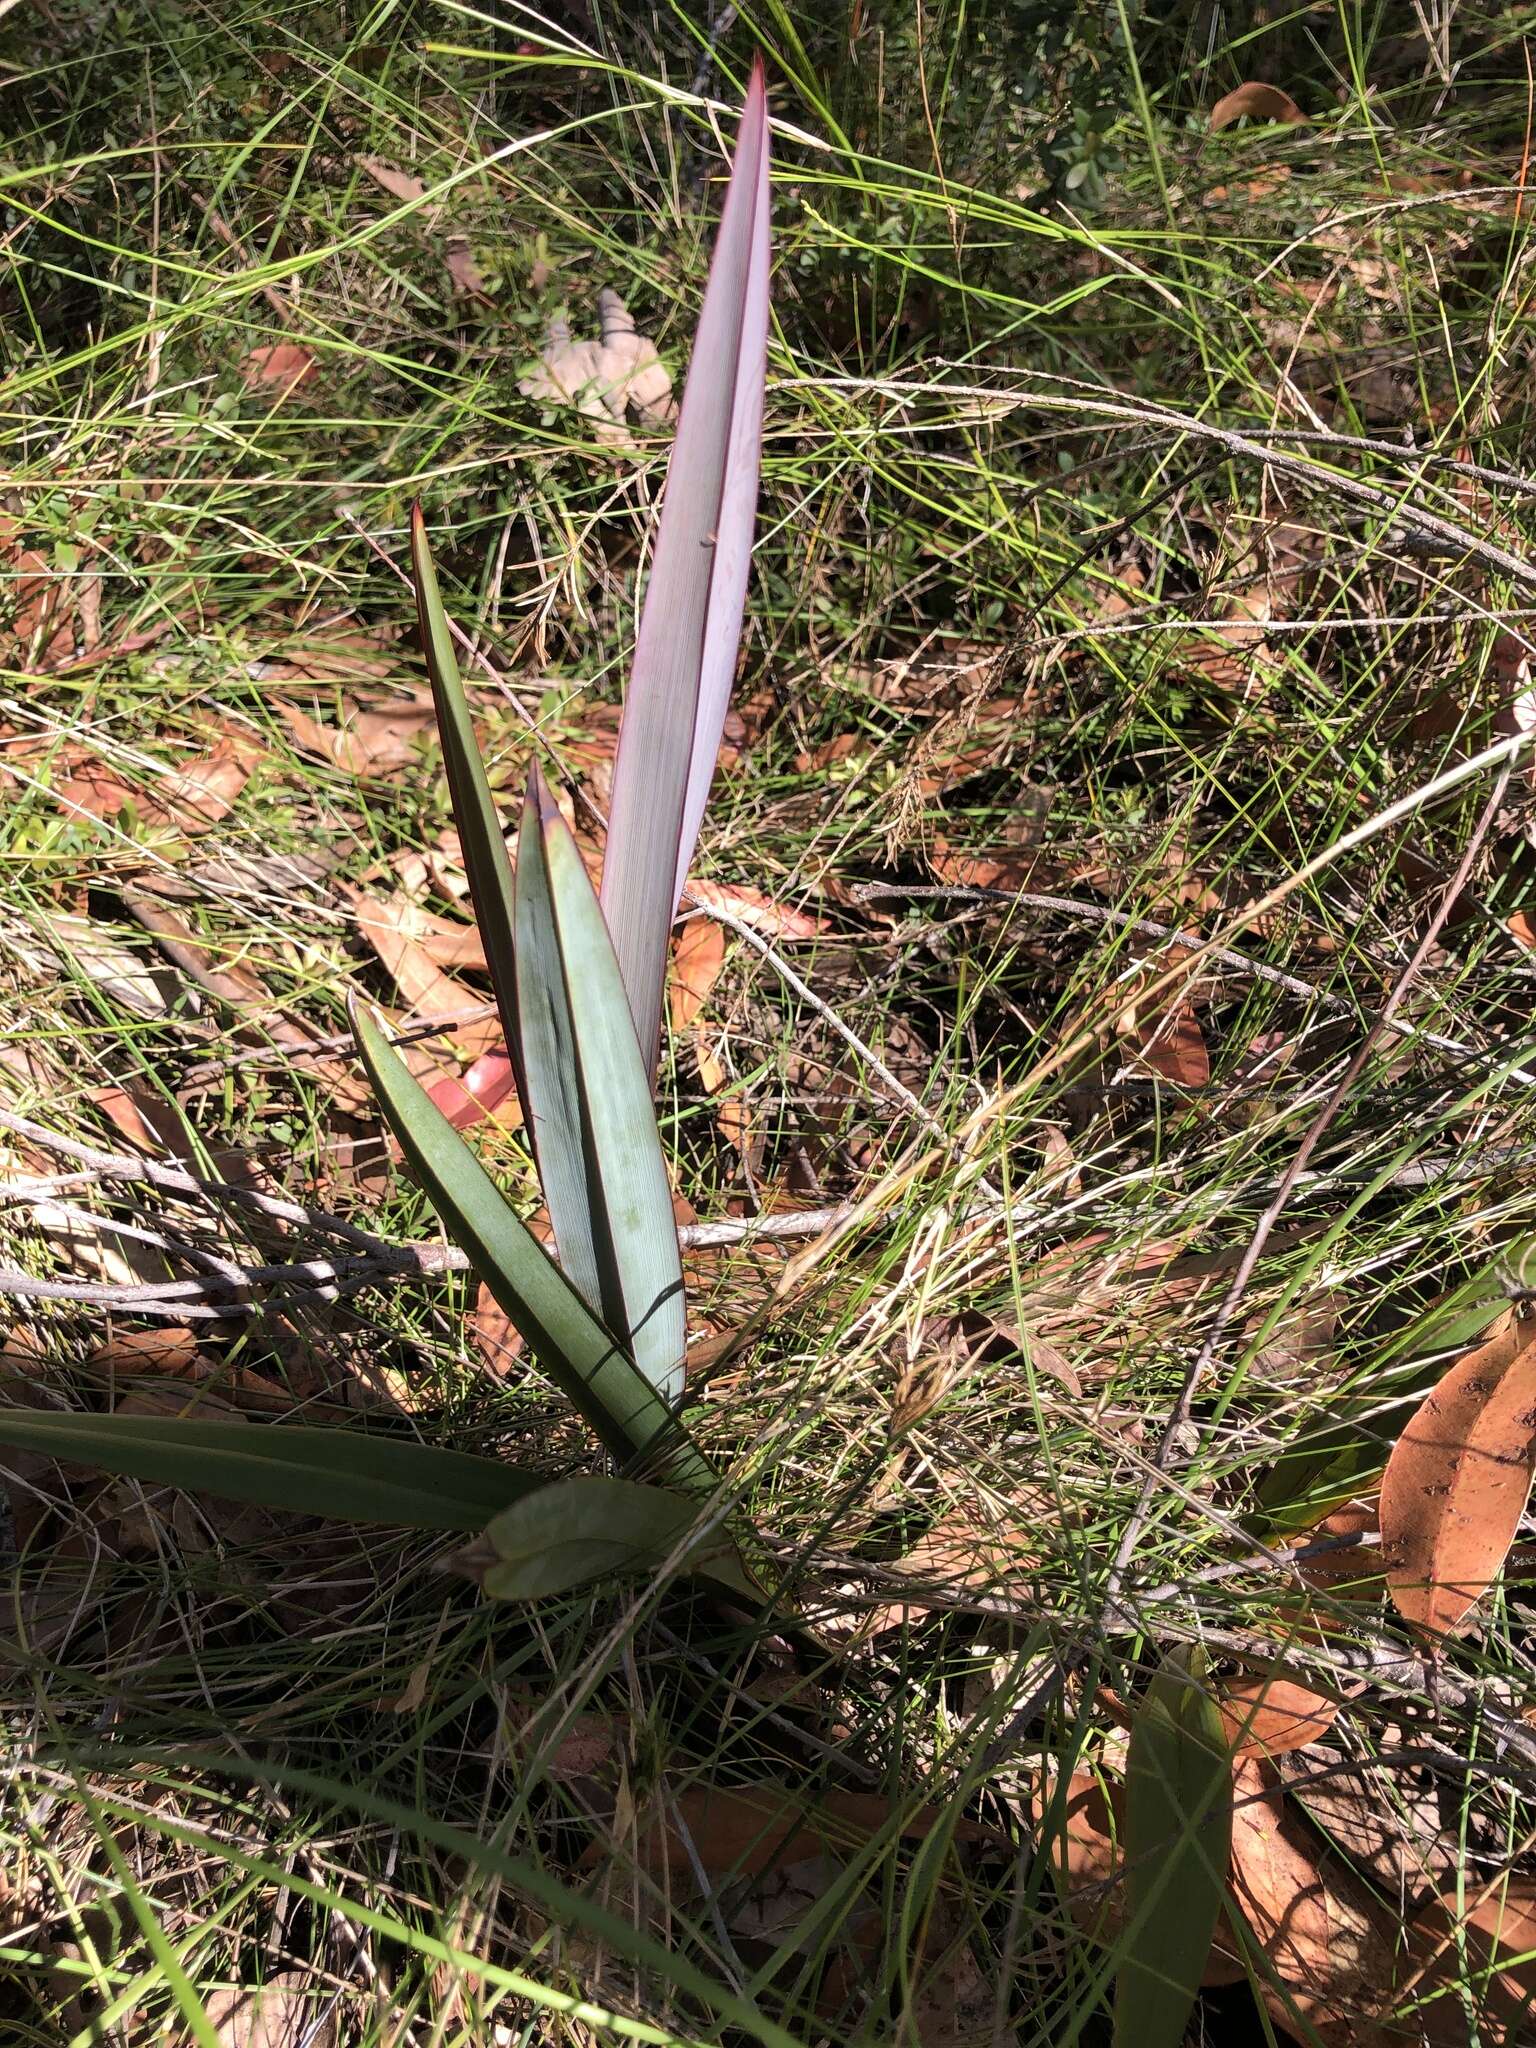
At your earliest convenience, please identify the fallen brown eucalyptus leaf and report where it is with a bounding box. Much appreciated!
[91,1083,183,1154]
[669,914,727,1033]
[150,733,256,828]
[357,156,426,205]
[46,914,176,1017]
[91,1326,202,1378]
[1112,938,1211,1088]
[1029,1767,1246,1984]
[686,877,829,939]
[204,1970,341,2047]
[593,1783,985,1883]
[81,1327,342,1419]
[445,238,488,297]
[260,619,400,688]
[275,686,438,778]
[1293,1497,1385,1605]
[54,729,255,835]
[1021,1226,1331,1386]
[1379,1308,1536,1639]
[1210,82,1307,130]
[346,886,500,1057]
[1218,1673,1340,1758]
[1133,995,1211,1087]
[855,1511,1022,1639]
[1412,1880,1536,2046]
[929,815,1043,893]
[470,1278,524,1377]
[400,908,489,973]
[240,342,318,397]
[1228,1756,1405,2046]
[1281,1750,1459,1900]
[0,519,76,664]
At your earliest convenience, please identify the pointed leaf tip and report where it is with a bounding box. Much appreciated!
[601,77,771,1071]
[527,759,560,834]
[409,507,526,1108]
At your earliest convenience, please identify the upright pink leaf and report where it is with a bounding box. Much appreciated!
[601,63,771,1071]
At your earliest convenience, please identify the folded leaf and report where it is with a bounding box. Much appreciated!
[601,62,771,1068]
[478,1473,756,1601]
[516,769,685,1401]
[352,999,712,1491]
[0,1411,536,1531]
[1116,1646,1233,2048]
[410,505,525,1107]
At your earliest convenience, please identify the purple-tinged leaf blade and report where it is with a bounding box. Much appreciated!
[601,64,771,1071]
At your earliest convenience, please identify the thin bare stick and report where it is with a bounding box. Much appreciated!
[0,1207,854,1317]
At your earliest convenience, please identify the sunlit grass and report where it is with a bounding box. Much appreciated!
[3,2,1536,2042]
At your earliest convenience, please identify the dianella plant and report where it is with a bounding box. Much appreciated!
[0,67,772,1606]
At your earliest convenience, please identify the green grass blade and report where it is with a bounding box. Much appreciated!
[352,998,709,1485]
[516,769,686,1401]
[71,1779,224,2048]
[100,1757,814,2048]
[0,1411,539,1531]
[410,504,524,1097]
[1115,1646,1233,2048]
[600,63,771,1069]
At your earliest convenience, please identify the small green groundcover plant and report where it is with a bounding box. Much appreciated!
[0,64,773,1610]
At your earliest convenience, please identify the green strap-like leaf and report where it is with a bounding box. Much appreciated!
[410,505,524,1103]
[1115,1646,1233,2048]
[352,999,711,1490]
[515,770,686,1402]
[600,64,771,1069]
[1251,1257,1520,1537]
[479,1473,757,1602]
[0,1411,538,1531]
